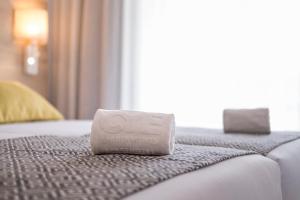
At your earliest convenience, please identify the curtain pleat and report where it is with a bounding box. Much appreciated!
[48,0,123,119]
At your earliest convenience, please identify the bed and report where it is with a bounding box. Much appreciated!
[176,127,300,200]
[0,120,282,200]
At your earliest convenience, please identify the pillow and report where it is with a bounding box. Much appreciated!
[0,81,63,124]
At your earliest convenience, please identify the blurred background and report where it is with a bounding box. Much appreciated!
[1,0,300,130]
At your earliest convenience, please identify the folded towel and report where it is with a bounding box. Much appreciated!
[91,109,175,155]
[223,108,270,134]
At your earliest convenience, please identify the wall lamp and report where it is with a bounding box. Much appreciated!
[13,8,48,75]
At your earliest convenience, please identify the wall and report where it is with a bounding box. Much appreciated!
[0,0,48,97]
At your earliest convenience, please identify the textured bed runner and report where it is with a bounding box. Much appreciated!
[0,135,253,200]
[176,130,300,155]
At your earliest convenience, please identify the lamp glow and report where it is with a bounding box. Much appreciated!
[14,9,48,44]
[13,8,48,76]
[27,57,36,65]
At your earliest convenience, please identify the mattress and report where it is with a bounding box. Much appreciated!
[176,127,300,200]
[0,120,282,200]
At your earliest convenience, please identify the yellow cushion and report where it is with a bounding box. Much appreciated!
[0,81,63,124]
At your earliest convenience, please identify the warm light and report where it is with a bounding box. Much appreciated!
[26,57,36,65]
[14,8,48,44]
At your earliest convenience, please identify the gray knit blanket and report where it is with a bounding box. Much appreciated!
[0,135,253,200]
[176,129,300,155]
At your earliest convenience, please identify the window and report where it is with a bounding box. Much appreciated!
[122,0,300,130]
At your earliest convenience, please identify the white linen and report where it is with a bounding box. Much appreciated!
[91,109,175,155]
[0,120,91,139]
[268,139,300,200]
[0,121,282,200]
[176,127,300,200]
[126,155,282,200]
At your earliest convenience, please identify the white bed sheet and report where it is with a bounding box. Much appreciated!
[0,121,282,200]
[268,139,300,200]
[125,155,281,200]
[176,127,300,200]
[0,120,92,139]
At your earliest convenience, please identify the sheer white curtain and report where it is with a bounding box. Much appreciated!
[122,0,300,130]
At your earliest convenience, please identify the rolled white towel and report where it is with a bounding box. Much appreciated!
[223,108,271,134]
[91,109,175,155]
